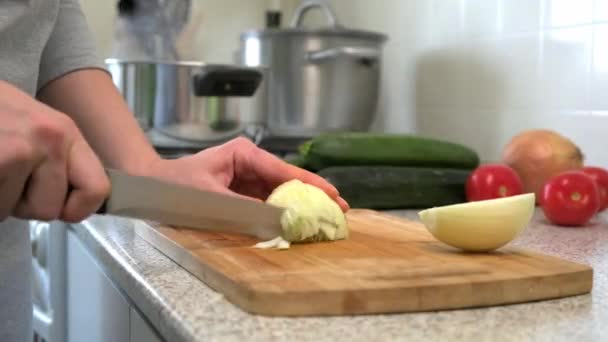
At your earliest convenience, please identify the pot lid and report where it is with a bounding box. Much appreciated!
[241,27,387,42]
[240,0,388,43]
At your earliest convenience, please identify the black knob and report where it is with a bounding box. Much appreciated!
[266,11,282,28]
[192,66,263,97]
[118,0,136,16]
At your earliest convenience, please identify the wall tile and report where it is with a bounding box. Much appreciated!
[497,34,543,109]
[591,24,608,110]
[540,27,592,111]
[544,0,594,28]
[415,45,470,111]
[431,0,466,44]
[464,38,510,110]
[415,0,606,165]
[501,0,542,33]
[450,33,542,111]
[463,0,501,38]
[594,0,608,22]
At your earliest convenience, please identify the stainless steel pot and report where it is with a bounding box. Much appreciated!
[105,59,263,143]
[238,0,388,138]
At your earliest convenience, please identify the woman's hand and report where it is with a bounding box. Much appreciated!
[0,81,109,222]
[144,137,349,212]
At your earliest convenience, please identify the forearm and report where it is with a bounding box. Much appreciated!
[37,69,161,174]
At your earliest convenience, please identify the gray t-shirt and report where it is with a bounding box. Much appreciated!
[0,1,102,341]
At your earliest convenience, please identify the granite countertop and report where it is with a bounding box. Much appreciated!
[73,209,608,342]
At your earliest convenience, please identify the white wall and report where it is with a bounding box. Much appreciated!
[79,0,608,167]
[413,0,608,167]
[78,0,295,62]
[77,1,115,57]
[302,0,608,166]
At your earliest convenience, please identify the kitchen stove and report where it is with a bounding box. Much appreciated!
[146,128,309,159]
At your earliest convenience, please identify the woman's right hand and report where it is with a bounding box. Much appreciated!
[0,81,109,222]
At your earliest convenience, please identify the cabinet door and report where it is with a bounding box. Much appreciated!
[66,230,130,342]
[130,308,162,342]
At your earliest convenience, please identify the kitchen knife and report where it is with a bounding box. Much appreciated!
[96,169,284,240]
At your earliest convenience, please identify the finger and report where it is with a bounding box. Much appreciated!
[0,165,31,220]
[239,148,340,199]
[0,134,35,219]
[283,163,340,198]
[336,196,350,212]
[13,158,68,221]
[60,140,110,222]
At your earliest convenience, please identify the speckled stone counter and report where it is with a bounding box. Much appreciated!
[72,209,608,342]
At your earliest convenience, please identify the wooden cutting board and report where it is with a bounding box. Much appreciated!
[134,209,593,316]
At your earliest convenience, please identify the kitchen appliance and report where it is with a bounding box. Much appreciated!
[98,169,283,239]
[135,209,592,316]
[238,0,388,138]
[106,60,264,143]
[110,0,270,145]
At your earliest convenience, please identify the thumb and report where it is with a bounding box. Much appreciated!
[61,139,110,222]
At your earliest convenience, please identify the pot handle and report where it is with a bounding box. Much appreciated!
[243,124,267,146]
[307,46,380,64]
[192,66,263,97]
[290,0,341,29]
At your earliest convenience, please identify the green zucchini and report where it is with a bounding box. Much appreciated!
[299,133,480,171]
[317,166,471,209]
[283,153,309,169]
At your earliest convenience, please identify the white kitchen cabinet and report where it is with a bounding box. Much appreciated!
[130,308,162,342]
[66,229,163,342]
[66,230,130,342]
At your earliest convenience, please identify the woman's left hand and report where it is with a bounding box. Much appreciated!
[143,137,349,212]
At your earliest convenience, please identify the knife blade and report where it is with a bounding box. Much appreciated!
[96,169,284,240]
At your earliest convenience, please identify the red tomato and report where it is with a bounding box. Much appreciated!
[581,166,608,212]
[540,171,600,226]
[466,164,524,201]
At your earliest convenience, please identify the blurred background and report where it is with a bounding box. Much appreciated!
[80,0,608,165]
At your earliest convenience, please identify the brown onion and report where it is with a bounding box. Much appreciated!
[502,129,584,203]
